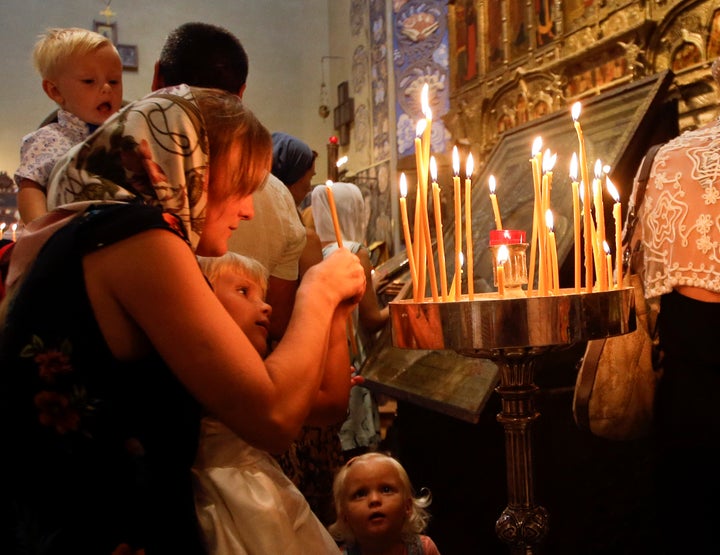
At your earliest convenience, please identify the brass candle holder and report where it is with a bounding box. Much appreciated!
[389,287,635,553]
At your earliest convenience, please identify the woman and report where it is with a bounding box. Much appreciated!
[0,85,365,554]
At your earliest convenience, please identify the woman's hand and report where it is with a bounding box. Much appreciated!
[301,247,366,307]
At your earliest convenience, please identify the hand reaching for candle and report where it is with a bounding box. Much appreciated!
[299,246,366,306]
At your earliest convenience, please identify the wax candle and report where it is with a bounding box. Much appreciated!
[488,174,502,231]
[546,210,559,294]
[528,137,543,295]
[572,102,594,292]
[464,154,475,299]
[593,160,607,290]
[603,241,613,290]
[570,153,582,292]
[0,222,6,239]
[430,156,448,300]
[421,83,432,166]
[496,244,509,296]
[11,222,17,242]
[413,120,427,291]
[606,176,623,289]
[399,173,420,301]
[418,158,439,302]
[325,180,344,248]
[452,146,462,300]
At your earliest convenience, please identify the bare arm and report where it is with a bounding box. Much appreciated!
[356,246,389,333]
[304,301,355,426]
[84,230,365,454]
[17,179,48,224]
[265,276,297,341]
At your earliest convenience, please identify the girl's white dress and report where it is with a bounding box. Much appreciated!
[193,417,340,555]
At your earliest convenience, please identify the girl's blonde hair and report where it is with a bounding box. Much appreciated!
[328,452,432,544]
[33,27,116,79]
[196,252,268,295]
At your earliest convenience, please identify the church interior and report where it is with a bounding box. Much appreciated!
[1,1,719,553]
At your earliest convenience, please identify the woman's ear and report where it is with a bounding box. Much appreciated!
[42,79,64,106]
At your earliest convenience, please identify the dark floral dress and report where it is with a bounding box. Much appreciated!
[0,204,204,554]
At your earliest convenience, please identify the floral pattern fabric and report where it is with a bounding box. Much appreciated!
[14,109,91,189]
[0,204,204,553]
[47,85,210,249]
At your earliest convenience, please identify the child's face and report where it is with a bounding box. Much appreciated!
[44,44,123,126]
[213,269,271,356]
[341,458,411,548]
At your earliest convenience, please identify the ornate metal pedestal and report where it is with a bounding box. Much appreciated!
[389,288,634,554]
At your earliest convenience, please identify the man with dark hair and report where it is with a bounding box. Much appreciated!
[152,22,249,96]
[153,22,307,340]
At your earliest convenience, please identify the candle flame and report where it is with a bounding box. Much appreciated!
[416,119,426,138]
[489,175,496,194]
[497,244,510,264]
[430,156,438,182]
[465,153,474,178]
[603,164,611,175]
[594,159,603,178]
[421,83,429,114]
[606,176,620,202]
[542,150,557,173]
[399,173,408,198]
[452,145,460,175]
[545,209,554,230]
[570,152,578,181]
[603,240,611,255]
[0,222,5,231]
[532,136,543,156]
[336,155,348,168]
[571,101,582,121]
[11,222,17,231]
[459,251,464,268]
[579,183,586,204]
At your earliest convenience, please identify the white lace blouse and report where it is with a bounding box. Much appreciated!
[639,117,720,298]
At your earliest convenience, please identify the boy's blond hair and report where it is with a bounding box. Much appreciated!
[33,27,116,79]
[197,252,269,296]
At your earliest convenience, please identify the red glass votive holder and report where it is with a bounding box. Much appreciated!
[489,229,528,289]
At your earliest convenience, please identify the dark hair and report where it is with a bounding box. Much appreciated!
[158,22,249,93]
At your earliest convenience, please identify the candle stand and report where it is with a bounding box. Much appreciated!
[389,288,634,554]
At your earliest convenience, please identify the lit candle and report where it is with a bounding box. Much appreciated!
[496,244,509,296]
[0,222,6,239]
[570,153,582,292]
[325,180,343,248]
[399,173,420,301]
[540,150,557,295]
[572,102,593,292]
[603,241,613,291]
[11,222,17,242]
[421,84,432,174]
[452,146,462,301]
[606,176,622,289]
[593,160,607,290]
[546,210,559,295]
[465,154,474,300]
[528,136,543,295]
[430,156,448,300]
[488,174,502,230]
[413,119,427,289]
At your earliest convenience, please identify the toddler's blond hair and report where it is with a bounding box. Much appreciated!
[33,27,116,79]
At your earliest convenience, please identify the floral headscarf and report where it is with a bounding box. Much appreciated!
[47,85,209,248]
